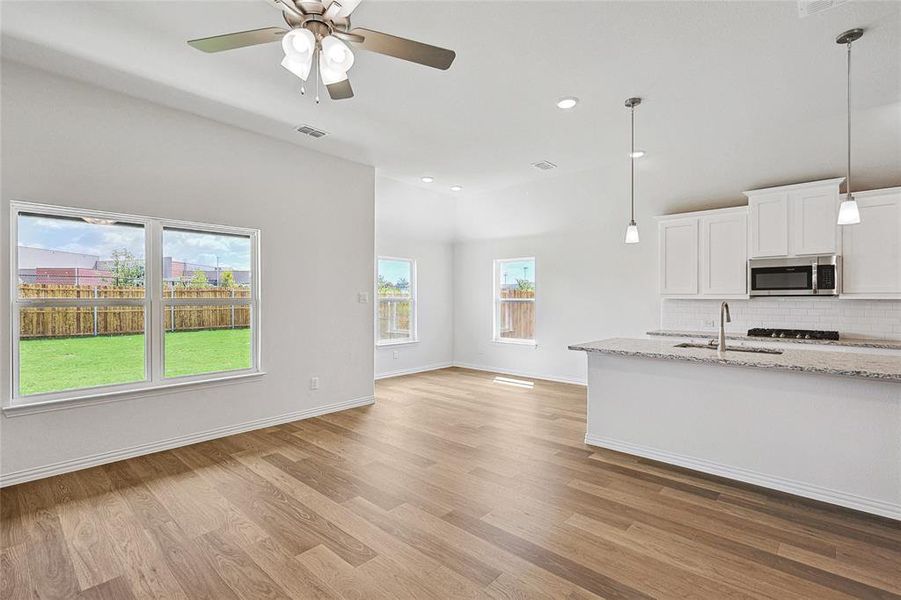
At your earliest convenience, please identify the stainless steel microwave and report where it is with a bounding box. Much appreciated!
[748,255,841,296]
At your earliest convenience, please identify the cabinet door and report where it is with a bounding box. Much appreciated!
[659,218,698,295]
[842,192,901,295]
[790,184,839,256]
[749,192,788,257]
[700,211,748,296]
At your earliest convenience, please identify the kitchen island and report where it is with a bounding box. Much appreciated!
[570,338,901,520]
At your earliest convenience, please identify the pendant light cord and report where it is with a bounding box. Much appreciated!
[630,104,635,223]
[846,39,852,198]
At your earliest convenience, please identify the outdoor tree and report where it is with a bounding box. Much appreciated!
[189,270,210,288]
[515,278,534,292]
[219,270,236,288]
[110,248,144,287]
[396,278,410,293]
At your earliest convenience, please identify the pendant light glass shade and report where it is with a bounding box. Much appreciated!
[624,221,640,244]
[320,35,354,74]
[837,197,861,225]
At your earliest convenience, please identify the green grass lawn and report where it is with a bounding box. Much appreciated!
[19,328,251,396]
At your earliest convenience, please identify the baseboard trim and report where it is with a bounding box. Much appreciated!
[0,395,375,488]
[375,362,453,380]
[453,362,586,386]
[584,434,901,521]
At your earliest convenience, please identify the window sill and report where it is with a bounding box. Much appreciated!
[376,339,420,348]
[2,371,266,417]
[492,339,538,347]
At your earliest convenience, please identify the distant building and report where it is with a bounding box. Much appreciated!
[17,246,250,287]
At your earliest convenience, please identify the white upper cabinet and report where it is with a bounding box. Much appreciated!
[841,188,901,298]
[745,178,843,258]
[658,207,748,298]
[699,209,748,297]
[749,191,788,257]
[658,217,698,296]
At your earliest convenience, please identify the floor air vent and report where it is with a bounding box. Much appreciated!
[296,124,328,138]
[532,160,557,171]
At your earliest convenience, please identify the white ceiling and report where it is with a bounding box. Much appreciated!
[2,1,899,211]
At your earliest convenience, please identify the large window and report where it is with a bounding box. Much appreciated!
[493,257,535,344]
[9,202,260,408]
[377,257,416,345]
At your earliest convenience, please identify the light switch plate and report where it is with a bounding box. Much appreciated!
[358,292,369,304]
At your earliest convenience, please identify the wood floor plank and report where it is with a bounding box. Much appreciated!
[4,367,899,599]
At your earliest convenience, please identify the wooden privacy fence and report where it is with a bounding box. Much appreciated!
[18,284,250,339]
[377,296,412,340]
[498,289,535,339]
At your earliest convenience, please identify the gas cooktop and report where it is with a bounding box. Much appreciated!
[747,328,840,341]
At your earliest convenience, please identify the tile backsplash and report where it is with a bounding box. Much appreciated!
[661,298,901,341]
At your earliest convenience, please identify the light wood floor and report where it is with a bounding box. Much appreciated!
[2,367,900,599]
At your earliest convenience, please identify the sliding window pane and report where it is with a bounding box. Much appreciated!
[495,258,535,341]
[164,305,251,378]
[377,258,415,343]
[18,307,145,396]
[17,213,145,298]
[162,228,252,297]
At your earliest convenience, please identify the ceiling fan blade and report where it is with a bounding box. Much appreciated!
[349,28,455,70]
[264,0,304,18]
[332,30,365,44]
[188,27,287,53]
[326,78,354,100]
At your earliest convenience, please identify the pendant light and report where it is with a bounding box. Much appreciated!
[836,28,864,225]
[624,97,642,244]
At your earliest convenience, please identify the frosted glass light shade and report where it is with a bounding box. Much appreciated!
[625,221,640,244]
[837,198,861,225]
[281,54,312,81]
[319,55,348,85]
[282,29,315,58]
[320,35,354,73]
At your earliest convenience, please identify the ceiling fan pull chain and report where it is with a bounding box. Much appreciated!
[315,48,321,104]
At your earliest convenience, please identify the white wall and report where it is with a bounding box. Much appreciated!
[374,178,454,378]
[0,62,375,483]
[452,170,659,384]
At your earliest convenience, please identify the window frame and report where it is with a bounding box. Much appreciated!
[7,201,262,411]
[492,256,537,346]
[375,256,418,347]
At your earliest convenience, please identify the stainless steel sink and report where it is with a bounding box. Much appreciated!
[673,342,783,355]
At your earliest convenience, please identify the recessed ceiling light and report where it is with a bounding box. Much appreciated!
[450,185,463,192]
[629,150,646,158]
[420,176,434,183]
[556,96,579,110]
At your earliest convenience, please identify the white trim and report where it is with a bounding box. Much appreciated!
[0,395,374,487]
[453,361,586,386]
[584,434,901,521]
[743,177,846,197]
[375,339,420,348]
[375,362,453,380]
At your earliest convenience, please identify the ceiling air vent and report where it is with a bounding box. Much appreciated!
[295,124,328,138]
[532,160,557,171]
[798,0,849,17]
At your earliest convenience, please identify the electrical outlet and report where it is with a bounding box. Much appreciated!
[393,350,399,360]
[310,376,320,390]
[358,292,369,304]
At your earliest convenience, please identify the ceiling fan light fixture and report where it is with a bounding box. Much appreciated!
[321,35,354,73]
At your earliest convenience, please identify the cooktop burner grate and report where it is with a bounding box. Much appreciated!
[747,328,840,340]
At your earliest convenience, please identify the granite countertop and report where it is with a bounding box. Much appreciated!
[647,329,901,350]
[569,338,901,383]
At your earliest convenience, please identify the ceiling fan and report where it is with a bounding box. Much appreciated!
[187,0,456,101]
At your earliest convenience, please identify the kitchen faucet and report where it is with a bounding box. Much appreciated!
[718,301,731,352]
